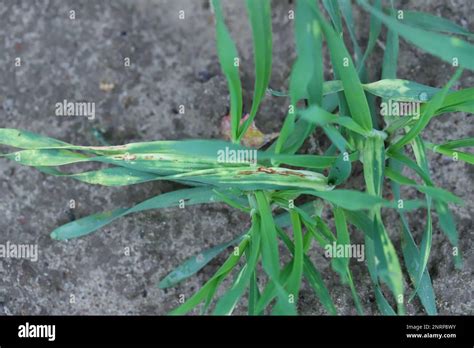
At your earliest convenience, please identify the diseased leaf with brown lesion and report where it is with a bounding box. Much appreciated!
[221,114,278,148]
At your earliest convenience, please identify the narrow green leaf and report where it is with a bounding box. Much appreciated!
[213,228,261,315]
[322,124,353,152]
[363,136,385,197]
[431,137,474,150]
[385,168,464,205]
[170,237,250,315]
[431,87,474,115]
[332,207,350,276]
[358,0,474,71]
[159,233,246,289]
[332,208,365,314]
[387,150,433,185]
[434,200,462,268]
[50,187,222,240]
[390,69,463,151]
[408,137,433,301]
[276,225,337,314]
[414,137,462,269]
[275,111,296,154]
[323,0,343,34]
[269,79,447,103]
[255,192,281,281]
[272,151,359,170]
[345,210,398,315]
[382,3,399,80]
[4,149,89,167]
[170,166,332,192]
[0,129,71,149]
[212,189,250,213]
[390,160,438,314]
[271,285,298,315]
[373,216,405,314]
[374,285,397,315]
[426,144,474,165]
[401,10,474,37]
[364,79,440,102]
[363,133,405,314]
[254,257,292,314]
[385,167,417,186]
[339,0,363,62]
[293,0,323,106]
[268,94,339,154]
[212,0,243,142]
[312,4,373,130]
[37,166,158,186]
[400,215,438,315]
[239,0,272,140]
[328,151,352,186]
[286,211,304,302]
[358,0,382,73]
[300,104,371,136]
[248,271,260,315]
[304,189,387,211]
[415,186,463,205]
[274,0,323,154]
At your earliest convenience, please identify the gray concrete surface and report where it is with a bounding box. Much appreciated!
[0,0,472,315]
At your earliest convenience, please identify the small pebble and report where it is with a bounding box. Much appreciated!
[196,70,213,83]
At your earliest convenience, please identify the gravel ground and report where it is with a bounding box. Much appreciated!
[0,0,472,315]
